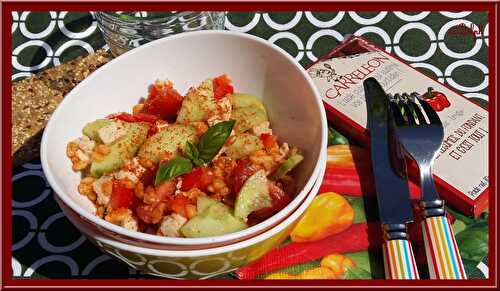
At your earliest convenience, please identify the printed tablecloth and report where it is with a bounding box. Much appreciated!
[11,11,489,279]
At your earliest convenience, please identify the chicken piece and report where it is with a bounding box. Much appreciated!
[73,136,96,153]
[121,213,139,231]
[67,136,96,171]
[97,121,127,144]
[121,157,147,179]
[252,121,272,136]
[76,149,90,162]
[93,175,114,206]
[105,208,139,231]
[114,170,139,184]
[207,96,232,127]
[157,213,188,237]
[276,142,290,162]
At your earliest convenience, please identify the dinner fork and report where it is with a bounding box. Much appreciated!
[390,93,467,280]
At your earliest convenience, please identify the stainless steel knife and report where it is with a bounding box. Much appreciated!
[364,77,420,280]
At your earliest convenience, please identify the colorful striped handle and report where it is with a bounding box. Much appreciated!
[382,239,419,279]
[422,215,467,279]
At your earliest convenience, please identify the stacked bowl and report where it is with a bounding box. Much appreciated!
[41,31,328,279]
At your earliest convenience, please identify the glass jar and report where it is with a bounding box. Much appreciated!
[96,11,226,56]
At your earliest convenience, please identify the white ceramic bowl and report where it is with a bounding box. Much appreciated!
[58,160,326,279]
[41,30,327,249]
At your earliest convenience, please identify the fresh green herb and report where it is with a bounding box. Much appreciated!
[185,141,199,160]
[155,157,193,186]
[197,120,236,162]
[185,141,205,166]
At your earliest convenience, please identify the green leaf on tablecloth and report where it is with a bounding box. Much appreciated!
[343,266,372,279]
[452,219,467,235]
[446,206,476,225]
[456,219,488,263]
[463,258,487,279]
[347,197,366,224]
[345,196,379,224]
[328,126,349,145]
[344,250,385,279]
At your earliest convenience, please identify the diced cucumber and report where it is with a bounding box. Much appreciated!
[230,93,267,114]
[82,119,113,142]
[196,196,221,214]
[90,122,149,177]
[231,105,268,133]
[180,197,247,238]
[225,133,263,160]
[176,79,218,123]
[180,214,247,238]
[138,124,198,163]
[272,154,304,180]
[234,170,272,221]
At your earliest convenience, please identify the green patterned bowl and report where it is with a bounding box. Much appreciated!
[57,161,324,279]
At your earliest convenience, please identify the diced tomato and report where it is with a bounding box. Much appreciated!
[141,168,156,186]
[147,125,158,137]
[169,195,190,217]
[109,180,135,210]
[260,133,278,150]
[135,203,153,224]
[106,112,137,122]
[132,112,159,123]
[106,112,158,125]
[250,182,292,220]
[155,180,176,201]
[213,74,234,100]
[135,201,166,224]
[246,216,261,227]
[142,84,183,121]
[180,167,214,191]
[231,159,257,194]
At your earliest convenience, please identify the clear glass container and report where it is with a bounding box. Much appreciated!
[96,11,226,56]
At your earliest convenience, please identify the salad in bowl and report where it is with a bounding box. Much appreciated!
[67,75,304,238]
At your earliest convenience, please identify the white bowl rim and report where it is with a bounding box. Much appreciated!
[41,30,328,246]
[87,156,325,257]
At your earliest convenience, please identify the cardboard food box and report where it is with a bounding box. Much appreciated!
[308,35,488,217]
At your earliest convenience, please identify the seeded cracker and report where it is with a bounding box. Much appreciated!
[12,49,111,167]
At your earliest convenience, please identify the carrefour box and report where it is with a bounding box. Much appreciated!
[308,35,488,217]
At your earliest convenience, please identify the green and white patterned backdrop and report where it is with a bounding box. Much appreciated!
[12,11,489,279]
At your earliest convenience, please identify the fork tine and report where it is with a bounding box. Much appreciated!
[390,101,406,126]
[401,102,416,125]
[417,97,442,126]
[408,100,427,125]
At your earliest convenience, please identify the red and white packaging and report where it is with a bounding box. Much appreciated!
[308,35,488,217]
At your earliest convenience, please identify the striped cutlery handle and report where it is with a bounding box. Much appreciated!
[422,216,466,279]
[382,239,420,279]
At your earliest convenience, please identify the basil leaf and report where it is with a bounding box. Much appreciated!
[197,120,236,162]
[155,157,193,186]
[185,141,199,161]
[192,158,205,167]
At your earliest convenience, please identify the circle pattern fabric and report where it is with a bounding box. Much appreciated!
[11,11,489,279]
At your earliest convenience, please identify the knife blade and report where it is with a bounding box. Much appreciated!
[364,77,413,226]
[364,77,419,280]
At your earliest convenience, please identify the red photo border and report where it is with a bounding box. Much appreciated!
[1,1,498,290]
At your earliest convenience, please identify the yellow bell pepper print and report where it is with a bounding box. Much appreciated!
[291,192,354,242]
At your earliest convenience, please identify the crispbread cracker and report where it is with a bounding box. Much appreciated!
[12,49,111,167]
